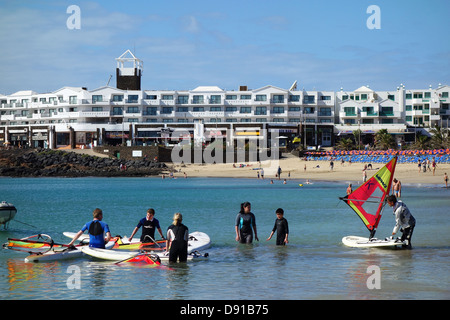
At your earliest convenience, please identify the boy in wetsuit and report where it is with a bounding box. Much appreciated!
[266,208,289,245]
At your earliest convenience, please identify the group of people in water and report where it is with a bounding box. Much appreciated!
[67,209,189,262]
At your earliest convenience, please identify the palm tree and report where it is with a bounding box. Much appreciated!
[429,126,449,149]
[414,133,430,150]
[374,129,396,150]
[336,138,354,150]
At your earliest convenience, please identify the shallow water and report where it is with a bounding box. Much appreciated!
[0,177,449,300]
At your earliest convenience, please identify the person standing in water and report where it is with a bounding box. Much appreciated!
[266,208,289,245]
[166,213,189,262]
[235,202,258,244]
[387,195,416,249]
[128,208,165,243]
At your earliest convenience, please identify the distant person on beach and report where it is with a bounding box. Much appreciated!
[387,195,416,249]
[362,168,367,183]
[277,166,282,180]
[166,213,189,262]
[235,202,258,244]
[128,208,165,243]
[68,208,111,249]
[330,161,334,171]
[418,160,421,173]
[392,178,402,199]
[266,208,289,245]
[432,159,437,176]
[444,173,448,188]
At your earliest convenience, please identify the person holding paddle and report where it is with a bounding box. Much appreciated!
[68,208,111,249]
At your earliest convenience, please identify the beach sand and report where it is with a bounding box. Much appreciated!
[167,155,450,186]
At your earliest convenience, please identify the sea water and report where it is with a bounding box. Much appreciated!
[0,177,449,300]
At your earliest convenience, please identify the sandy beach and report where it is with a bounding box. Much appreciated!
[169,155,450,186]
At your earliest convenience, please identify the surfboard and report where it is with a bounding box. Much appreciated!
[342,235,405,248]
[81,247,208,261]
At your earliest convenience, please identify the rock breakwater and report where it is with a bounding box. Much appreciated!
[0,149,167,177]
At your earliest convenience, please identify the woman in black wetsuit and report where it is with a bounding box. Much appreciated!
[235,202,259,244]
[166,213,189,262]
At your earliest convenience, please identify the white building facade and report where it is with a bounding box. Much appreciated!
[0,51,448,150]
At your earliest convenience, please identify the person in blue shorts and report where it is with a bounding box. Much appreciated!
[128,208,165,242]
[68,208,111,248]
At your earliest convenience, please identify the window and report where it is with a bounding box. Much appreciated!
[406,105,412,111]
[113,107,123,115]
[210,95,221,104]
[240,107,251,113]
[319,108,331,116]
[288,107,301,112]
[289,95,300,102]
[146,95,157,100]
[255,107,267,115]
[161,107,173,114]
[225,106,237,112]
[424,92,431,98]
[360,94,368,100]
[320,95,331,100]
[226,95,237,100]
[272,95,284,103]
[240,95,251,100]
[162,95,174,100]
[272,107,284,114]
[193,107,204,112]
[192,95,204,104]
[127,95,139,103]
[255,95,266,101]
[112,95,123,102]
[413,93,423,99]
[441,92,449,98]
[177,95,189,104]
[388,95,395,101]
[381,106,393,116]
[210,106,222,111]
[92,107,103,112]
[69,96,77,104]
[127,107,139,113]
[145,107,157,115]
[177,107,189,112]
[406,93,412,99]
[92,95,103,103]
[303,95,315,103]
[342,95,349,100]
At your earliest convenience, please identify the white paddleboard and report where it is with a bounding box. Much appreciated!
[342,235,405,248]
[188,231,211,253]
[63,232,143,244]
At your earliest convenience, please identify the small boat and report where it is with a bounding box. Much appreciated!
[0,201,17,229]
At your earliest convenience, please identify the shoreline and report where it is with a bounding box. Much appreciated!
[170,156,450,187]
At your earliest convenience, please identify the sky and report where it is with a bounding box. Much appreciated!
[0,0,449,95]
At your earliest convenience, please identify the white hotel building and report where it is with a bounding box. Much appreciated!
[1,50,449,150]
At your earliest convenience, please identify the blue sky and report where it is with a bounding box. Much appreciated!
[0,0,449,95]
